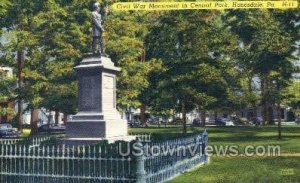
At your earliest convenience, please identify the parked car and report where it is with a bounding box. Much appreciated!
[250,117,263,126]
[128,120,140,127]
[192,118,201,127]
[170,118,182,125]
[38,124,66,134]
[233,117,250,125]
[0,123,21,138]
[215,118,226,126]
[127,121,148,127]
[147,117,159,124]
[295,116,300,124]
[225,120,235,126]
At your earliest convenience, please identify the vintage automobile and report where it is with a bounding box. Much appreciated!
[127,120,149,127]
[215,118,226,126]
[295,116,300,124]
[38,124,66,134]
[0,123,21,138]
[192,118,201,127]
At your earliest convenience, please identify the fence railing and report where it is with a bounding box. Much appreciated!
[0,139,21,145]
[137,130,208,183]
[0,144,136,183]
[0,136,50,146]
[0,131,208,183]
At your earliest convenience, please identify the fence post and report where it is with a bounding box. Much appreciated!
[136,140,146,183]
[202,129,209,164]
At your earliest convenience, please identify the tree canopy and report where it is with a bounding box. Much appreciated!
[0,1,299,136]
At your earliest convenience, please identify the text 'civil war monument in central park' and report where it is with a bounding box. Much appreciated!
[64,2,132,145]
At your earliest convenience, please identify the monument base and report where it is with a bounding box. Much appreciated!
[64,55,130,143]
[66,112,128,139]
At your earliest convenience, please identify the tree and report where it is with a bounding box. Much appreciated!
[105,10,162,114]
[22,48,48,134]
[0,0,44,132]
[42,61,77,123]
[226,9,298,127]
[146,10,238,132]
[33,0,85,123]
[137,58,165,124]
[0,0,9,22]
[1,0,83,134]
[0,69,17,121]
[1,1,162,132]
[283,81,300,117]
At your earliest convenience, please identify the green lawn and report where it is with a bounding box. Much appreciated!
[130,125,300,153]
[171,157,300,183]
[130,125,300,183]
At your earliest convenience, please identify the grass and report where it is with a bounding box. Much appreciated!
[171,157,300,183]
[129,125,300,183]
[130,125,300,153]
[22,125,300,182]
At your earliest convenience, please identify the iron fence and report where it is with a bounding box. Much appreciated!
[0,139,21,145]
[138,131,208,183]
[0,136,50,146]
[0,131,208,183]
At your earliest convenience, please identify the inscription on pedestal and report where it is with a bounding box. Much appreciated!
[103,75,115,110]
[78,70,101,112]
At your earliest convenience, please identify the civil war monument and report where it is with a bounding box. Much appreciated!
[64,2,130,144]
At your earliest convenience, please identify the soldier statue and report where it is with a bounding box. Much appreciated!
[91,2,108,55]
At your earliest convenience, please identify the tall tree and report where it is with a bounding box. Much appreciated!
[0,0,44,132]
[226,9,298,127]
[1,0,81,133]
[105,10,161,113]
[33,0,83,122]
[146,10,237,132]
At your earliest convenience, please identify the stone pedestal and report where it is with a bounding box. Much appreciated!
[65,55,131,144]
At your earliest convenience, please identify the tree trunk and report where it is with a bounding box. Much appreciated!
[214,112,218,123]
[181,98,187,134]
[17,50,25,132]
[267,105,274,125]
[63,113,68,125]
[261,76,267,125]
[172,108,176,124]
[47,111,52,124]
[265,76,274,125]
[262,105,267,125]
[253,105,258,123]
[277,102,282,139]
[55,110,59,124]
[140,103,146,124]
[201,110,206,126]
[30,108,39,135]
